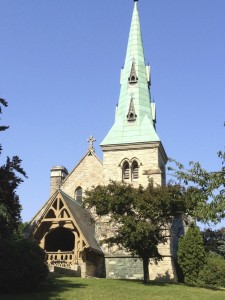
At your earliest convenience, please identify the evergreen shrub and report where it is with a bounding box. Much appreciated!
[177,224,206,285]
[0,239,48,293]
[198,252,225,287]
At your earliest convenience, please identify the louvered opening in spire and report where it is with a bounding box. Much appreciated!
[128,61,138,85]
[127,97,137,122]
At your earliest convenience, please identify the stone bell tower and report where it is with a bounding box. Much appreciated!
[99,0,178,281]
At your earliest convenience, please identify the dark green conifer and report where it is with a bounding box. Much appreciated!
[0,98,27,239]
[178,224,206,284]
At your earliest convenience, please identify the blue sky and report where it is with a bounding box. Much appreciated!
[0,0,224,223]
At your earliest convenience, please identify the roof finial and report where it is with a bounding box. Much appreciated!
[87,135,96,152]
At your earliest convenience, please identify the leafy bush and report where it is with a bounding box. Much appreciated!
[198,252,225,287]
[0,239,48,293]
[178,224,206,285]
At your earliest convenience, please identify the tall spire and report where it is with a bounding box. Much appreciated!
[101,0,159,145]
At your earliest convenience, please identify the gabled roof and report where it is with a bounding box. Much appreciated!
[26,189,103,254]
[60,148,102,188]
[60,190,103,254]
[25,190,59,236]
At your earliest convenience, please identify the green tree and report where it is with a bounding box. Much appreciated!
[169,141,225,224]
[0,98,9,139]
[198,252,225,287]
[0,98,27,239]
[201,227,225,258]
[0,99,48,293]
[178,224,206,284]
[85,181,188,283]
[0,239,48,293]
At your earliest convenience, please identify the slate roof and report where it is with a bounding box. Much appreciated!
[60,190,103,254]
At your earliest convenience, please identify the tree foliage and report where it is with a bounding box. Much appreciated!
[201,227,225,258]
[169,128,225,224]
[178,224,206,284]
[0,100,48,293]
[0,98,9,136]
[0,239,48,293]
[0,98,27,239]
[198,252,225,288]
[85,181,189,283]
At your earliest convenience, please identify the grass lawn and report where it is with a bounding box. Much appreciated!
[1,277,225,300]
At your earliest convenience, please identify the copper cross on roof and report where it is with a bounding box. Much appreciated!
[87,135,96,151]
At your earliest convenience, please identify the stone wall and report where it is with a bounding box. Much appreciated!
[149,257,177,282]
[105,256,177,282]
[101,142,167,188]
[53,266,81,277]
[61,151,103,200]
[86,252,106,278]
[95,217,178,281]
[105,257,143,279]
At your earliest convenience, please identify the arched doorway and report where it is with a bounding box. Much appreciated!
[45,227,74,252]
[45,227,76,269]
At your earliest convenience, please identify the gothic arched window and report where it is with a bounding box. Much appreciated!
[132,160,139,180]
[75,187,83,202]
[122,161,130,181]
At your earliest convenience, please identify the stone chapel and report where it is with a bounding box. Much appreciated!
[27,0,182,281]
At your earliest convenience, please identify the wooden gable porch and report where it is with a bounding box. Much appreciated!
[27,190,104,277]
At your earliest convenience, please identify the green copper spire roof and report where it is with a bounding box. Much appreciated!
[101,1,160,146]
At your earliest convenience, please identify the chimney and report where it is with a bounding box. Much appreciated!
[50,166,68,196]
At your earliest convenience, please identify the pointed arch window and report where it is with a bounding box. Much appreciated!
[122,161,130,181]
[132,160,139,180]
[75,187,83,202]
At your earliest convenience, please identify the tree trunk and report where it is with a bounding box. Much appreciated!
[142,257,150,284]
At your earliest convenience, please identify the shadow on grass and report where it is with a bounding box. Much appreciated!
[142,281,225,292]
[183,282,225,292]
[2,275,224,299]
[42,276,88,300]
[115,277,225,292]
[0,276,88,300]
[114,278,168,287]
